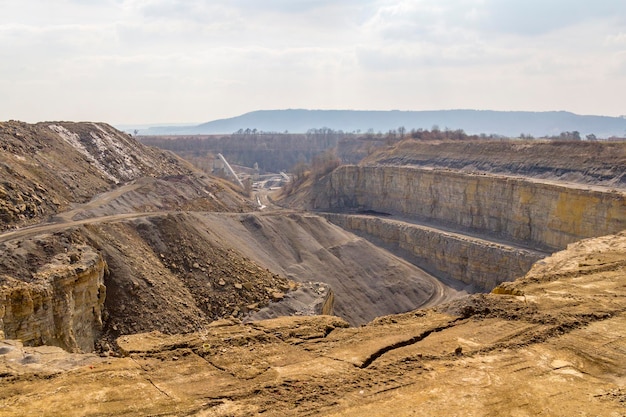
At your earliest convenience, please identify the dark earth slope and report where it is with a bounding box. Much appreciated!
[0,121,251,231]
[363,139,626,187]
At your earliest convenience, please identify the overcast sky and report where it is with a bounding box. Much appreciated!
[1,0,625,124]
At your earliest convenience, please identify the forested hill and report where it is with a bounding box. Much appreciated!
[133,109,626,138]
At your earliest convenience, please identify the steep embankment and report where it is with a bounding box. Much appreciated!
[324,213,545,290]
[180,212,466,325]
[2,231,625,416]
[1,121,469,354]
[0,208,465,352]
[0,216,294,353]
[0,121,260,352]
[282,139,626,291]
[82,214,294,347]
[363,139,626,188]
[0,232,106,353]
[311,166,625,251]
[0,121,250,230]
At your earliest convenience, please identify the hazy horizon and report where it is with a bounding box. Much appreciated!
[115,108,626,132]
[3,1,626,124]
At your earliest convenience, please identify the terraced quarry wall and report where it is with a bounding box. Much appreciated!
[311,166,626,251]
[323,213,545,290]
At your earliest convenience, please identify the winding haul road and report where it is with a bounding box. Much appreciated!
[0,178,470,318]
[0,182,147,243]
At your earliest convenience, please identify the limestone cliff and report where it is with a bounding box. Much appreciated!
[311,166,626,251]
[324,213,545,290]
[0,245,106,353]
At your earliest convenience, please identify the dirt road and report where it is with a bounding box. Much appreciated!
[0,181,469,326]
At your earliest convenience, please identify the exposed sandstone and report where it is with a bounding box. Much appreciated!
[311,165,626,251]
[323,213,545,290]
[1,123,624,415]
[0,244,105,353]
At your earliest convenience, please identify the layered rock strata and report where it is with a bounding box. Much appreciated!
[311,166,626,251]
[0,245,106,353]
[324,213,545,290]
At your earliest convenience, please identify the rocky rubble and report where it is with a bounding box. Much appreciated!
[245,281,335,322]
[0,181,54,226]
[183,212,459,326]
[0,217,300,354]
[0,121,248,231]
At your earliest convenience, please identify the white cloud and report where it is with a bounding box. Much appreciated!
[479,0,626,36]
[606,32,626,46]
[610,51,626,76]
[1,0,625,122]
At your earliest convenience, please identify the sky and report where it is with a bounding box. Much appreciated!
[1,0,625,125]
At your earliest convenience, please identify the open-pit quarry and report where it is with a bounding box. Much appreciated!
[0,122,625,416]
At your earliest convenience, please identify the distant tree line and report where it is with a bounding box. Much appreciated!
[283,149,341,196]
[139,125,621,178]
[139,132,338,173]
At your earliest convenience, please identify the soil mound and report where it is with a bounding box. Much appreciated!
[0,121,250,231]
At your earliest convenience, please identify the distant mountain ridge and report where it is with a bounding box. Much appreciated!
[133,109,626,138]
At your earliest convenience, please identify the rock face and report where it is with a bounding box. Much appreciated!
[245,282,335,322]
[324,213,545,290]
[1,231,625,416]
[311,165,626,251]
[0,244,105,353]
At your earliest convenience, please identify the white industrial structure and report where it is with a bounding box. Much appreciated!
[217,153,245,189]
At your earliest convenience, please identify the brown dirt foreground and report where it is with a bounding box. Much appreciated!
[1,232,625,416]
